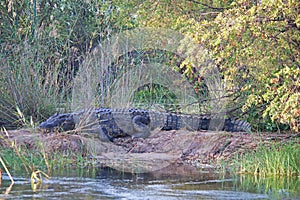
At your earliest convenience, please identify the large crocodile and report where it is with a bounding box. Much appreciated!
[39,108,251,142]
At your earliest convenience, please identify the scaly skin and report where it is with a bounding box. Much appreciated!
[39,108,251,142]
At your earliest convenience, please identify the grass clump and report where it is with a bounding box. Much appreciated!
[234,139,300,177]
[0,145,94,177]
[0,127,95,177]
[0,0,114,129]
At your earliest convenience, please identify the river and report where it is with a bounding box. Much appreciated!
[0,167,299,199]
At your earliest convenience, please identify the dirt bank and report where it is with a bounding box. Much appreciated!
[1,129,299,173]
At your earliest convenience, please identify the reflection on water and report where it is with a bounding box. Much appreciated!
[0,167,299,200]
[233,175,300,200]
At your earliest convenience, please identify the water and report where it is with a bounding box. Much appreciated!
[0,167,299,200]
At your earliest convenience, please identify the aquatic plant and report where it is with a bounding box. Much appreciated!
[233,139,300,177]
[0,127,95,177]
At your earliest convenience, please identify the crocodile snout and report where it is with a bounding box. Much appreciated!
[39,113,75,132]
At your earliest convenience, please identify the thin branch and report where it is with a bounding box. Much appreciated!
[199,12,220,16]
[186,0,227,11]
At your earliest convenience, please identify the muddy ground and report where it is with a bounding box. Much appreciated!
[0,129,299,174]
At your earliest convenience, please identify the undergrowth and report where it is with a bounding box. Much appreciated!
[0,145,94,176]
[233,138,300,177]
[0,126,95,177]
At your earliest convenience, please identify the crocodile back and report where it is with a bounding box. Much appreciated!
[94,108,151,138]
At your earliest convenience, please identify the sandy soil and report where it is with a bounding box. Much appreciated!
[0,129,299,173]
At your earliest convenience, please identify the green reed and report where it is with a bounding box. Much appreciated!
[0,145,94,176]
[233,138,300,177]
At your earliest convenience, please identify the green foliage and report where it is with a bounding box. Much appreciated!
[0,146,90,175]
[182,0,300,131]
[133,83,180,111]
[245,106,290,132]
[233,139,300,176]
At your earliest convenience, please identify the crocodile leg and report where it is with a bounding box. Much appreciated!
[131,115,151,139]
[98,126,114,142]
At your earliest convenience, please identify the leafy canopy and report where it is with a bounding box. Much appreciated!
[178,0,299,131]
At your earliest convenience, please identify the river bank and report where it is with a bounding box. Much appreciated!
[1,129,299,176]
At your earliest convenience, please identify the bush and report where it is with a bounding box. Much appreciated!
[181,0,300,131]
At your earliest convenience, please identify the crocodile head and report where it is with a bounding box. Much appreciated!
[39,113,75,132]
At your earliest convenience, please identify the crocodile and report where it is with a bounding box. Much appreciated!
[39,108,251,142]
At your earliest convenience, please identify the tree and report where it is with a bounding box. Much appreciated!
[184,0,300,131]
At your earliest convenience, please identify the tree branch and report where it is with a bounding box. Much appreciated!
[186,0,227,11]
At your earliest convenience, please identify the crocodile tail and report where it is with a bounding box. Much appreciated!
[223,118,251,132]
[178,114,251,132]
[176,114,210,131]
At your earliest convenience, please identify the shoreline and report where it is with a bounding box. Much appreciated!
[0,129,299,175]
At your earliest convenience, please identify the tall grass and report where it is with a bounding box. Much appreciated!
[0,148,93,174]
[0,0,116,128]
[0,42,71,128]
[233,139,300,177]
[0,138,92,176]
